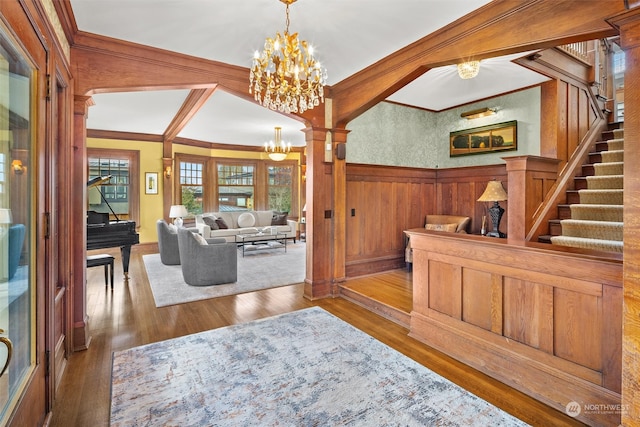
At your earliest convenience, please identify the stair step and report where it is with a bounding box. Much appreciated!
[558,204,572,219]
[550,235,623,253]
[595,141,610,152]
[582,164,595,176]
[570,204,623,222]
[607,138,624,151]
[588,152,602,164]
[538,234,553,244]
[601,149,624,163]
[559,219,623,240]
[594,161,624,176]
[586,174,624,189]
[567,190,580,204]
[549,219,562,236]
[601,130,616,140]
[574,177,588,190]
[578,189,624,205]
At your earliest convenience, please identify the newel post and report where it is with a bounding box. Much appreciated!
[504,155,561,241]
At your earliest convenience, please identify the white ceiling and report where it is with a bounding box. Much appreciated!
[71,0,550,147]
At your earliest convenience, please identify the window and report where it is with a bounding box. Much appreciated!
[89,158,129,203]
[179,161,203,215]
[174,154,299,216]
[267,165,293,213]
[613,50,625,75]
[217,164,255,211]
[87,148,139,223]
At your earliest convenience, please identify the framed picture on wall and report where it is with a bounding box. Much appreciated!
[145,172,159,195]
[450,120,517,157]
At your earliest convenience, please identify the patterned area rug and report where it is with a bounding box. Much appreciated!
[143,242,305,307]
[110,307,528,426]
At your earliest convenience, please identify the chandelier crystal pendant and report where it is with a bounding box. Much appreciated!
[250,0,327,114]
[265,127,291,161]
[457,60,480,79]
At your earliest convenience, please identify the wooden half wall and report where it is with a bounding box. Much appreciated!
[345,163,506,277]
[406,230,623,426]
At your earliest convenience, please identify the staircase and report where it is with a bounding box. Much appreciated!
[543,126,624,253]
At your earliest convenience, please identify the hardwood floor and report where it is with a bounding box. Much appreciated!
[50,245,583,426]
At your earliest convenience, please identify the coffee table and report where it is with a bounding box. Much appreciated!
[235,231,287,257]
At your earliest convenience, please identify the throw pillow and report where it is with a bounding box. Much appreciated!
[425,223,458,232]
[215,217,229,229]
[237,212,256,228]
[193,233,208,245]
[167,223,177,233]
[271,213,288,226]
[202,215,219,230]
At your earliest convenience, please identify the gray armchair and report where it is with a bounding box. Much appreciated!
[177,227,237,286]
[157,219,181,265]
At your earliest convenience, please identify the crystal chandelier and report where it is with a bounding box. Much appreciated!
[265,127,291,161]
[457,61,480,79]
[250,0,327,114]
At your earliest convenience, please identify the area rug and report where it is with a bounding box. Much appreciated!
[110,307,528,426]
[143,242,305,307]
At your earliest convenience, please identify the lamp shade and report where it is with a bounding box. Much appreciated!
[169,205,188,218]
[0,208,12,224]
[477,180,508,202]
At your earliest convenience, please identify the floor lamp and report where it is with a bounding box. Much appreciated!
[477,180,508,238]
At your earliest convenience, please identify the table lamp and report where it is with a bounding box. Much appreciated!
[477,180,508,238]
[169,205,188,227]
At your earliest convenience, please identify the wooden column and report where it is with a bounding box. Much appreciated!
[504,155,560,241]
[162,136,173,222]
[610,8,640,425]
[332,128,349,291]
[71,95,94,351]
[303,126,334,299]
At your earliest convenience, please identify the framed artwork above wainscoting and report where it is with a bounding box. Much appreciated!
[450,120,517,157]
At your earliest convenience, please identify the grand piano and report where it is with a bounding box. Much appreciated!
[87,176,139,277]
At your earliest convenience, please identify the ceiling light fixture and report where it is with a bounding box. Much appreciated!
[461,107,497,120]
[250,0,327,114]
[457,60,480,79]
[265,127,291,161]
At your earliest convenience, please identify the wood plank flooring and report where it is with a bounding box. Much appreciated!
[49,245,583,426]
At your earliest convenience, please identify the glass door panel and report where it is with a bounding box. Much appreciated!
[0,22,35,425]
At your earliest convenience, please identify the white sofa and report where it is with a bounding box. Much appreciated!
[195,210,298,243]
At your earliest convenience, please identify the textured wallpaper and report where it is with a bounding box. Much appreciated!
[346,87,541,168]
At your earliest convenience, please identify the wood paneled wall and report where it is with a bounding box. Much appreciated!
[525,48,603,168]
[345,163,506,277]
[407,230,623,427]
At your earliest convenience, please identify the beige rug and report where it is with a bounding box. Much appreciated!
[143,242,305,307]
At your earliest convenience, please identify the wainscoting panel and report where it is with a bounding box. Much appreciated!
[345,163,507,277]
[406,229,623,426]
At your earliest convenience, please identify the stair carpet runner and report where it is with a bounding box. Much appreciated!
[551,128,624,253]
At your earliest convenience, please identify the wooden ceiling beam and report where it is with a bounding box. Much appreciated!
[71,31,252,101]
[164,87,218,141]
[330,0,626,128]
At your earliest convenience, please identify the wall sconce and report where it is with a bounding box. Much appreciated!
[164,166,172,179]
[11,160,25,174]
[461,107,497,120]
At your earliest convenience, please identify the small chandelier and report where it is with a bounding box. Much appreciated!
[457,61,480,79]
[265,127,291,161]
[250,0,327,114]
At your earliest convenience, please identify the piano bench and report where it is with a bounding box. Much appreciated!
[87,254,115,289]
